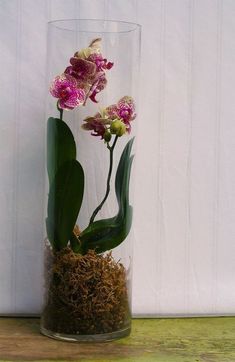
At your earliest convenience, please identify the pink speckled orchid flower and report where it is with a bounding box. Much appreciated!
[65,57,96,82]
[50,38,113,110]
[117,96,136,122]
[82,113,110,139]
[50,74,85,110]
[82,96,136,140]
[67,38,113,104]
[106,96,136,133]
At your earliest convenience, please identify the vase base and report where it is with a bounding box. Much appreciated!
[40,325,131,342]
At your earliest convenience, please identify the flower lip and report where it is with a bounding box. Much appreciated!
[117,96,136,122]
[89,73,107,103]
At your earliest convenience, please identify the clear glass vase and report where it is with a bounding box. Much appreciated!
[40,19,141,342]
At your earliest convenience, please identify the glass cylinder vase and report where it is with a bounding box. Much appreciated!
[40,19,141,342]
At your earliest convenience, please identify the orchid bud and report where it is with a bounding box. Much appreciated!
[104,130,112,142]
[110,120,126,137]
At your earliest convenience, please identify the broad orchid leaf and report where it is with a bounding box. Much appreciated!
[115,137,134,214]
[80,138,134,254]
[80,208,133,254]
[47,117,76,184]
[47,159,84,251]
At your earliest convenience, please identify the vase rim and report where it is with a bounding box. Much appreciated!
[47,19,141,34]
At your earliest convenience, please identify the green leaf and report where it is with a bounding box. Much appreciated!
[47,159,84,251]
[115,138,134,214]
[80,209,133,254]
[80,138,134,254]
[45,217,58,251]
[47,117,76,184]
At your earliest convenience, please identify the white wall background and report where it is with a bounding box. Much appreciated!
[0,0,235,316]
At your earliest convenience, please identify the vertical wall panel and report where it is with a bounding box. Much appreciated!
[0,0,46,314]
[133,0,163,315]
[14,0,47,314]
[75,0,106,19]
[0,0,18,313]
[216,0,235,312]
[134,0,235,315]
[48,0,107,21]
[47,0,79,20]
[187,0,220,314]
[157,0,193,315]
[105,0,137,22]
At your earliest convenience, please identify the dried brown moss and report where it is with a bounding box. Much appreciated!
[42,246,131,335]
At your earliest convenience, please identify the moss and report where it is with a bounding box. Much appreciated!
[42,247,130,335]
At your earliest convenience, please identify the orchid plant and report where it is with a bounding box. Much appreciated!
[46,38,135,254]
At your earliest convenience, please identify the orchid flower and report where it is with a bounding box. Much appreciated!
[82,96,136,140]
[50,38,113,111]
[50,74,85,110]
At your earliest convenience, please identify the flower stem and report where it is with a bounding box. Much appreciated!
[57,101,63,120]
[89,135,119,225]
[59,108,63,120]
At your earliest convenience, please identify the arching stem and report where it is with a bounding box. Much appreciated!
[89,135,119,225]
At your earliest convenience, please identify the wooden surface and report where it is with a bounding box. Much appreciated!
[0,317,234,361]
